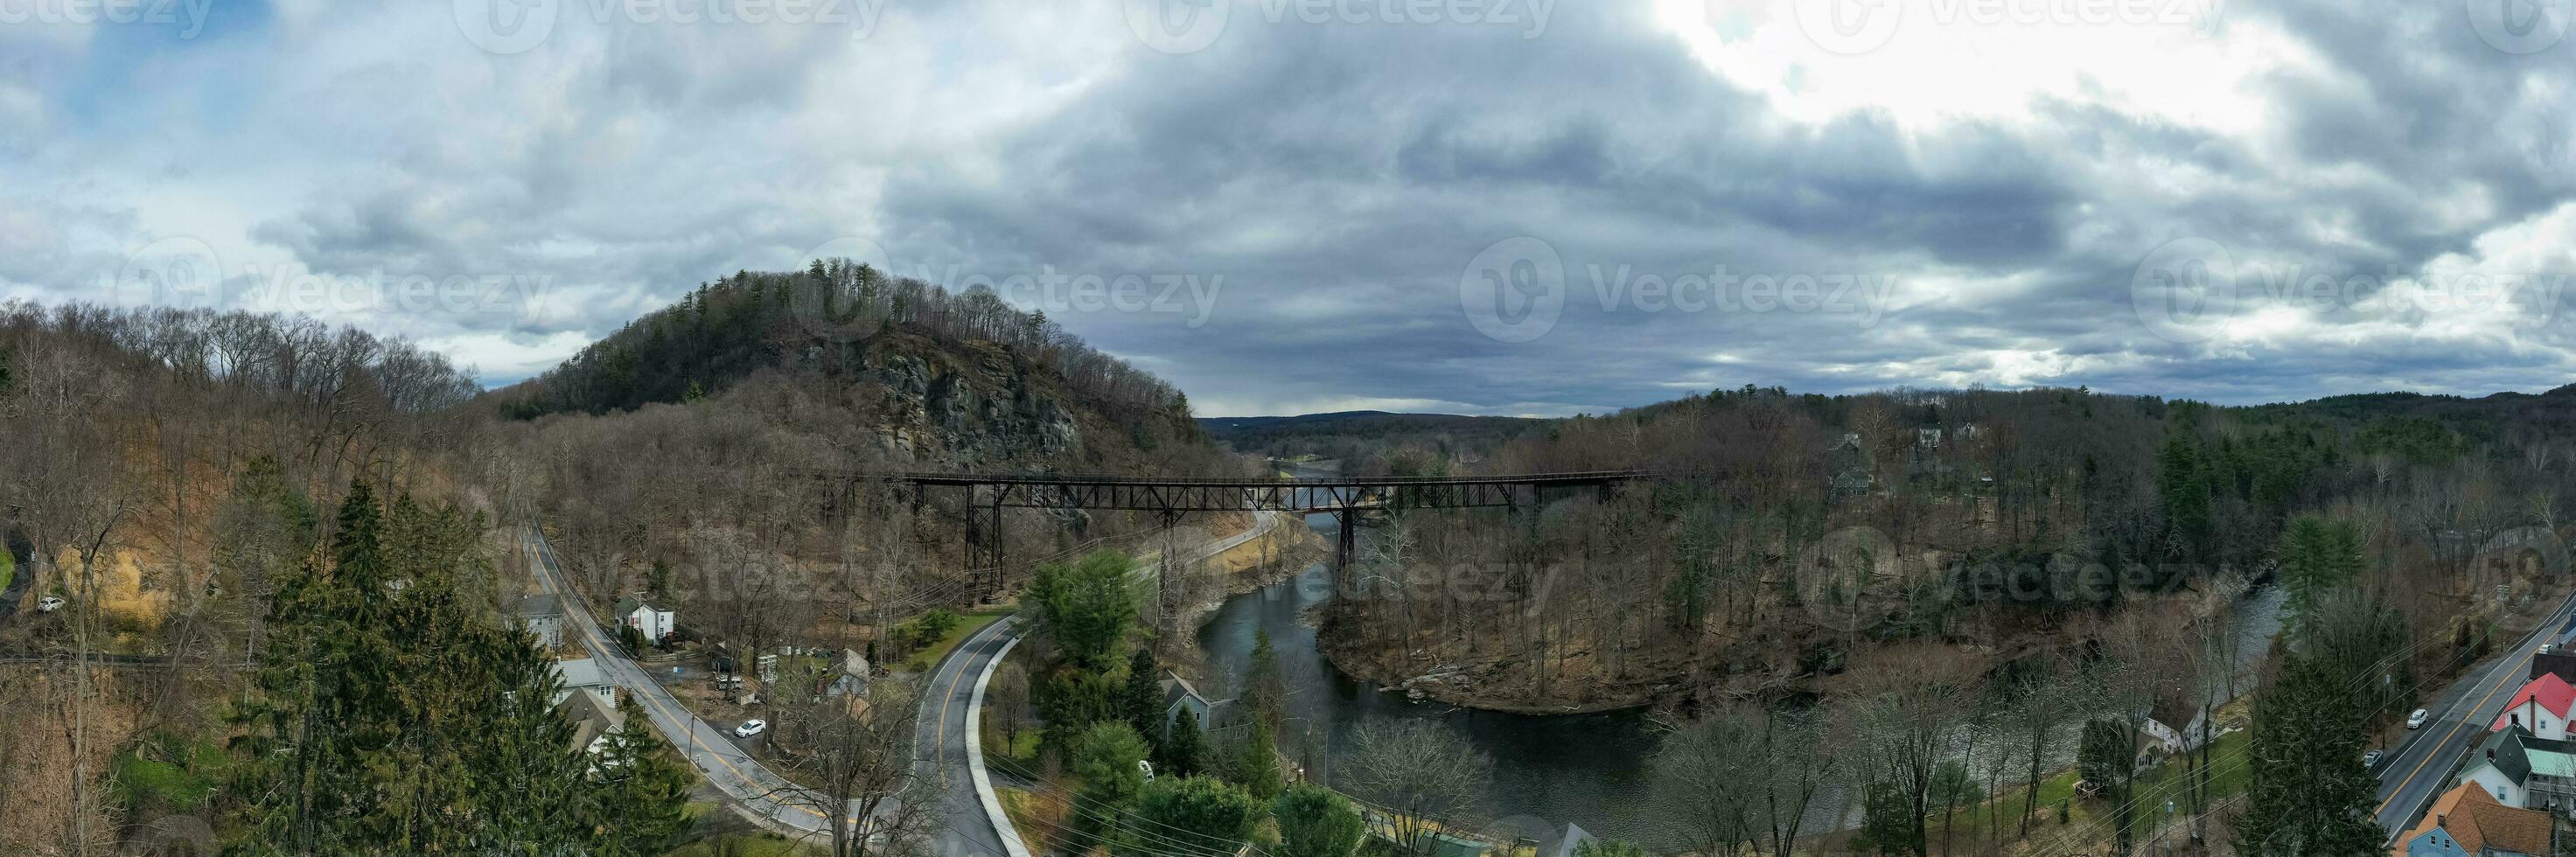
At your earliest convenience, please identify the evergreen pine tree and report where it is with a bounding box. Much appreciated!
[1160,709,1205,778]
[2235,657,2383,857]
[1232,717,1284,801]
[2279,515,2363,633]
[1242,628,1286,730]
[1122,647,1167,743]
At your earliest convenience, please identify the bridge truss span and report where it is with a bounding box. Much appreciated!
[871,469,1648,598]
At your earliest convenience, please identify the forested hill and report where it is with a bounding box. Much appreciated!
[1199,410,1546,464]
[490,260,1213,472]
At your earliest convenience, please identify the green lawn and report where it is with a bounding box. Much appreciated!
[1927,731,2251,852]
[897,607,1014,672]
[664,834,828,857]
[109,735,227,814]
[983,728,1042,770]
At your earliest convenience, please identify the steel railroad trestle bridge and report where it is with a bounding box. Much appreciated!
[866,470,1646,596]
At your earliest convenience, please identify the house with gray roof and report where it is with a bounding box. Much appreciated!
[548,658,618,712]
[2461,724,2576,812]
[516,594,566,649]
[1156,671,1242,739]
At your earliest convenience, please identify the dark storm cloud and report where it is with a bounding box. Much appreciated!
[8,0,2573,409]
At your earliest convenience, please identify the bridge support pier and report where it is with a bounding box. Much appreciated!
[1334,507,1357,573]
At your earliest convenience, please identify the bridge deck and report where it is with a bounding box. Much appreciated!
[876,470,1645,488]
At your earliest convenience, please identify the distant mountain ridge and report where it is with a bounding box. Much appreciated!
[1197,410,1546,462]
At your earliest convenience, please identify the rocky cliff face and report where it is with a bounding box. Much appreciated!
[855,336,1085,470]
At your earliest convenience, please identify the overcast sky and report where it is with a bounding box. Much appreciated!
[6,0,2575,416]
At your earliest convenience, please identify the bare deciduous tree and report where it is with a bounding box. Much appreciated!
[1343,720,1492,857]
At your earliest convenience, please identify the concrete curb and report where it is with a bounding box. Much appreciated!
[967,620,1034,857]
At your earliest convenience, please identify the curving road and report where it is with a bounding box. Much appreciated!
[931,509,1285,857]
[524,509,1282,856]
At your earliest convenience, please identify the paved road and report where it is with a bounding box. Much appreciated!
[929,509,1285,857]
[922,615,1028,857]
[527,510,1281,854]
[522,528,840,835]
[2373,593,2576,835]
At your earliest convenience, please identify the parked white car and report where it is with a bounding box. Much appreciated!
[734,719,767,738]
[2406,708,2430,729]
[34,596,65,613]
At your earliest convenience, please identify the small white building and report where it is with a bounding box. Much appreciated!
[516,594,566,650]
[2141,694,2215,757]
[548,658,618,712]
[613,596,676,644]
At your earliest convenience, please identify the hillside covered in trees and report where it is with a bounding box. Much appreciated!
[484,261,1246,664]
[1317,382,2576,714]
[1198,410,1546,466]
[493,260,1206,470]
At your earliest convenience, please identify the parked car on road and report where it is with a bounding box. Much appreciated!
[34,596,64,613]
[2363,749,2384,769]
[2406,708,2430,729]
[734,719,766,738]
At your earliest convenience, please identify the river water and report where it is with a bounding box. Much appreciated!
[1191,477,2289,847]
[1194,510,1661,845]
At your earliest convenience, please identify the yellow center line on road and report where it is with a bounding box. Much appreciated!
[2376,651,2534,815]
[935,617,1015,791]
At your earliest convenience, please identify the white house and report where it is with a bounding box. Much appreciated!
[548,658,617,712]
[2459,724,2576,812]
[516,594,566,650]
[2141,695,2215,757]
[2491,673,2576,741]
[612,596,676,644]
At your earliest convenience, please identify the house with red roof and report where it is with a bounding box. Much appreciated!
[2491,673,2576,741]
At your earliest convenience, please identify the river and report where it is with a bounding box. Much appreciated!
[1194,509,1662,846]
[1190,472,2289,848]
